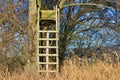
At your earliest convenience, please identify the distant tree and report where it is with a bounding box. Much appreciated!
[58,0,120,62]
[0,0,28,73]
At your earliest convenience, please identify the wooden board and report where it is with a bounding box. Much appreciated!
[40,10,56,20]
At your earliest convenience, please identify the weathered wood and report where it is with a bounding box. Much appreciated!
[56,6,60,75]
[36,0,41,8]
[38,70,57,72]
[38,46,58,48]
[37,54,58,56]
[36,5,59,77]
[38,62,58,64]
[40,10,56,20]
[38,38,59,40]
[38,30,59,33]
[36,7,40,72]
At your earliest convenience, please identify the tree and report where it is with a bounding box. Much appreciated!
[59,0,120,63]
[28,0,120,64]
[28,0,37,56]
[28,0,67,65]
[0,0,120,73]
[0,0,28,73]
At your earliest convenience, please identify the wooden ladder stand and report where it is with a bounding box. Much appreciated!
[36,5,59,77]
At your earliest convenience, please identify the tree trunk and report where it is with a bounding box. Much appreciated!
[26,0,38,72]
[27,0,67,71]
[28,0,37,57]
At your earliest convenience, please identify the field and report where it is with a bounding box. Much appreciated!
[0,59,120,80]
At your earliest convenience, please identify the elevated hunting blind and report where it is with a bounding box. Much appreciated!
[36,0,60,77]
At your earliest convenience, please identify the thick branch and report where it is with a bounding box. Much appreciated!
[59,0,66,9]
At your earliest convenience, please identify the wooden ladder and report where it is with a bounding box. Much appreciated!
[36,6,59,78]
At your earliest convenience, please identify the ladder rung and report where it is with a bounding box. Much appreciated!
[37,54,58,56]
[38,62,58,64]
[38,30,59,33]
[38,38,59,40]
[38,70,58,73]
[38,46,58,48]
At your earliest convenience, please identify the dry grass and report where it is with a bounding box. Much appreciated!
[0,60,120,80]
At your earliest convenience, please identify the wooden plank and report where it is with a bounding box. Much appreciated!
[38,62,57,64]
[38,70,57,73]
[37,54,58,56]
[36,7,40,72]
[56,6,60,75]
[45,32,49,77]
[38,46,58,48]
[38,30,59,33]
[40,10,56,20]
[38,38,59,40]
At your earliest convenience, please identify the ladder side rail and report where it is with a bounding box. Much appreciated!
[56,6,59,75]
[46,32,49,77]
[37,7,40,72]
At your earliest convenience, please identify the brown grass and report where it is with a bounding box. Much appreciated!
[0,60,120,80]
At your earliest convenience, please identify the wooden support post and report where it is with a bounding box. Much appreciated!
[37,7,40,72]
